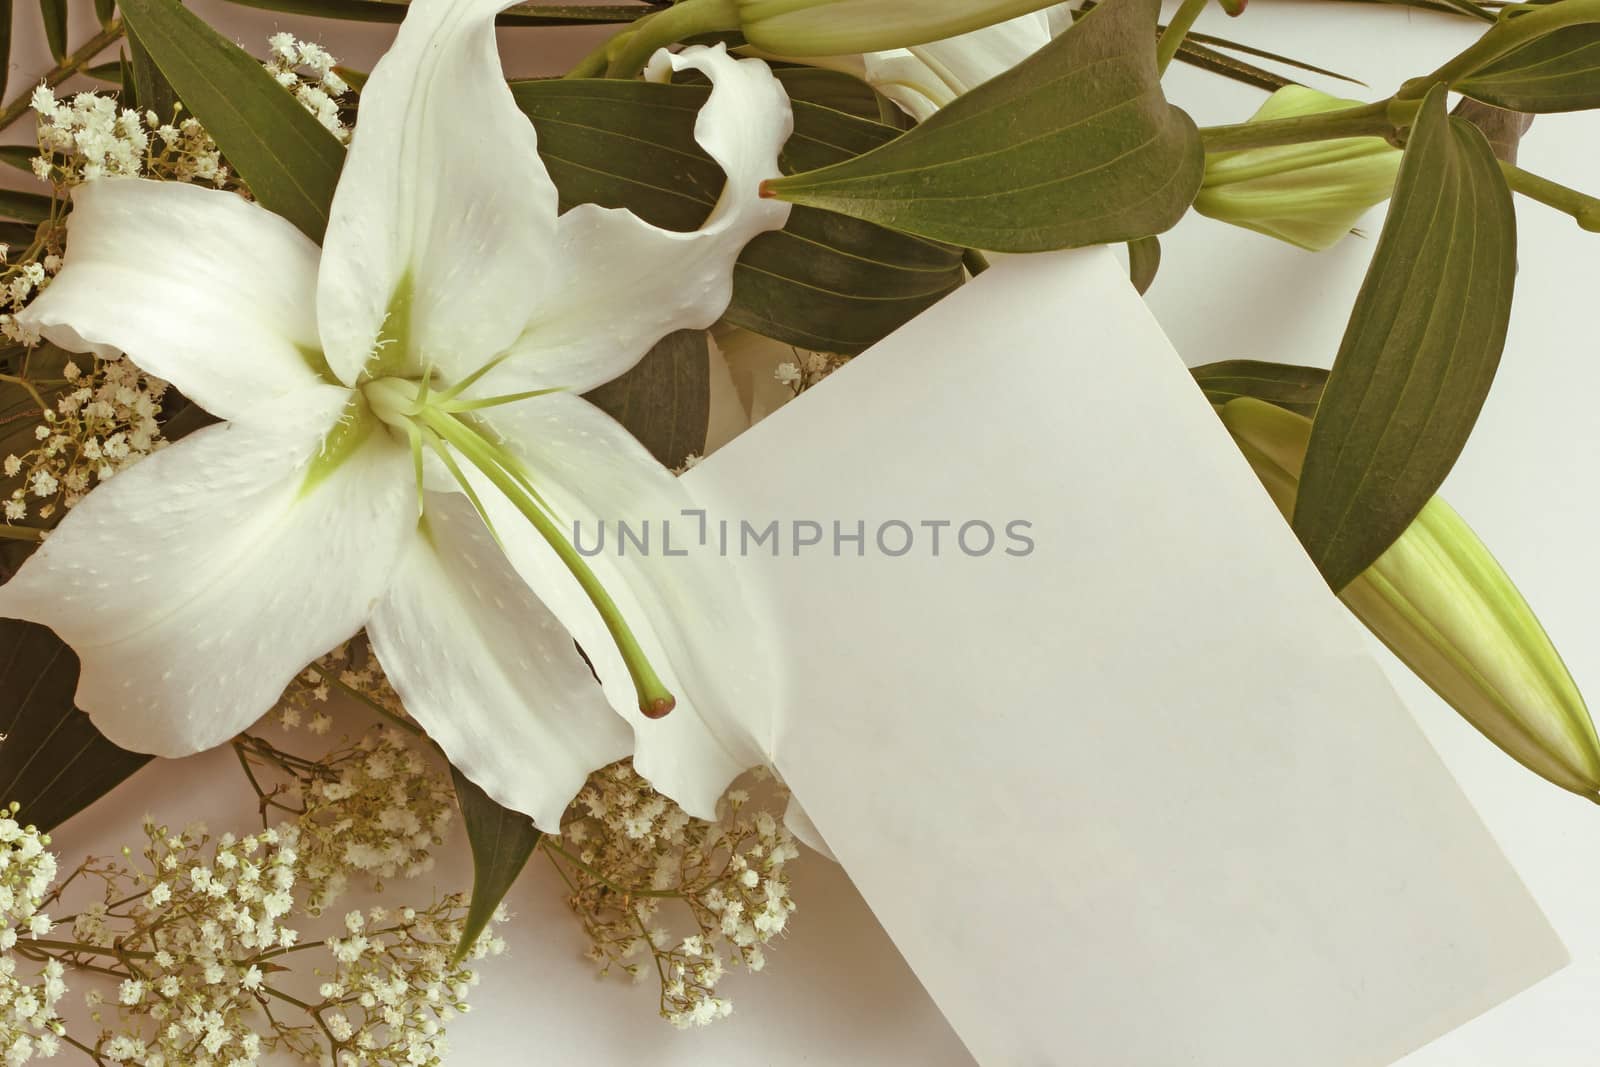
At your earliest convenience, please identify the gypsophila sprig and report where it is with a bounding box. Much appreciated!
[773,349,850,395]
[2,352,168,525]
[3,719,501,1066]
[544,763,799,1028]
[264,34,352,144]
[0,806,66,1064]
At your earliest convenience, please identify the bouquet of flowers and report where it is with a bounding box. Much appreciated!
[0,0,1596,1062]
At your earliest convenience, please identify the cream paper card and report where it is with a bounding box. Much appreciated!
[685,248,1565,1067]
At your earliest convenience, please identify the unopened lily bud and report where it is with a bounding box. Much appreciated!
[1220,397,1600,801]
[737,0,1065,56]
[1194,86,1402,251]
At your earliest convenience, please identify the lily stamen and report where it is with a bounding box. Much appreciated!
[366,375,678,720]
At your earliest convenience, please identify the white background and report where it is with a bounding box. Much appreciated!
[5,1,1598,1064]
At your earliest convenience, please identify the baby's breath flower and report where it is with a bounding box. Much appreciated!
[773,349,849,395]
[547,763,798,1026]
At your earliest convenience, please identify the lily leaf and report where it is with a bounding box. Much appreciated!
[218,0,667,25]
[450,767,540,962]
[0,620,152,830]
[585,329,710,470]
[0,189,50,225]
[0,0,13,101]
[1292,84,1515,592]
[39,0,65,64]
[120,0,346,241]
[1127,236,1160,295]
[127,19,179,121]
[763,0,1204,252]
[1456,24,1600,113]
[512,79,964,355]
[1190,359,1328,417]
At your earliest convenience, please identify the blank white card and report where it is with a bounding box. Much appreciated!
[687,248,1564,1067]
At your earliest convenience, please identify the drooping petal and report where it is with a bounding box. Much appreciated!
[17,179,327,420]
[478,44,793,397]
[368,492,631,833]
[316,0,558,386]
[470,393,774,820]
[0,386,413,756]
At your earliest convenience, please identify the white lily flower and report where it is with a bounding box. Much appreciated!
[0,0,794,832]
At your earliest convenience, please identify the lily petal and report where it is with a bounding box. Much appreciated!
[316,0,557,386]
[864,11,1052,121]
[17,179,326,420]
[0,386,413,756]
[472,393,773,820]
[483,44,792,397]
[369,492,631,833]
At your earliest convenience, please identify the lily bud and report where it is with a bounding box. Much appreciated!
[1220,397,1600,801]
[736,0,1065,56]
[1194,86,1402,251]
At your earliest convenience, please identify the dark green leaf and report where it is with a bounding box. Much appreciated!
[585,329,709,470]
[1456,24,1600,113]
[1292,84,1515,591]
[0,0,14,100]
[0,624,150,829]
[1191,359,1328,416]
[0,145,35,173]
[1184,30,1366,87]
[94,0,113,27]
[0,620,151,830]
[0,189,50,224]
[219,0,666,25]
[770,66,884,122]
[1127,236,1160,295]
[511,79,963,355]
[764,0,1204,252]
[85,59,122,82]
[120,0,345,241]
[39,0,65,63]
[450,767,539,961]
[127,18,178,121]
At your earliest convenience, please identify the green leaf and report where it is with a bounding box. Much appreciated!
[120,0,345,241]
[1127,236,1160,295]
[450,767,539,962]
[0,620,152,830]
[94,0,113,27]
[770,66,884,122]
[1456,24,1600,113]
[127,18,177,121]
[1190,359,1328,417]
[511,79,963,355]
[0,145,35,173]
[0,0,14,100]
[85,59,122,82]
[0,189,50,225]
[38,0,65,63]
[1292,84,1515,592]
[218,0,666,24]
[585,329,709,470]
[764,0,1204,252]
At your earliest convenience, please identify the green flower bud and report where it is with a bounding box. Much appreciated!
[1194,86,1403,252]
[1220,396,1600,801]
[736,0,1064,56]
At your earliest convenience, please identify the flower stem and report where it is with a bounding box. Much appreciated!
[567,0,740,80]
[1155,0,1210,76]
[1200,98,1416,152]
[0,18,126,133]
[0,525,43,542]
[411,403,678,719]
[1498,160,1600,232]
